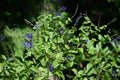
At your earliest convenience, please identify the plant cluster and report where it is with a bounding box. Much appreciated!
[0,6,120,80]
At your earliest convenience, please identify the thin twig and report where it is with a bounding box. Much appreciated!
[107,18,117,26]
[71,3,78,19]
[97,15,101,26]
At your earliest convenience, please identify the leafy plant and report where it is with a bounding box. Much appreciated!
[0,9,120,80]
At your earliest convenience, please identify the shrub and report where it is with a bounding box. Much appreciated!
[0,11,120,80]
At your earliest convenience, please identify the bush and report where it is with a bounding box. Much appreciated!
[0,9,120,80]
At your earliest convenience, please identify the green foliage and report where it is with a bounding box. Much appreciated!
[0,11,120,80]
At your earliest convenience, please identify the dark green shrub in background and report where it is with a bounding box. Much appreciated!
[0,0,43,29]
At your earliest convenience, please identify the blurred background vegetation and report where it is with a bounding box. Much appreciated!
[0,0,120,29]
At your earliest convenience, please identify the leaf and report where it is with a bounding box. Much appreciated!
[87,68,96,76]
[65,44,70,49]
[78,48,84,53]
[85,63,93,73]
[0,63,4,72]
[16,65,25,73]
[57,37,64,43]
[40,58,46,67]
[21,76,27,80]
[44,35,49,42]
[78,70,84,76]
[88,47,95,55]
[69,50,78,54]
[53,60,59,68]
[55,52,63,60]
[72,68,77,75]
[55,71,65,80]
[96,42,102,52]
[69,61,74,67]
[98,34,103,40]
[1,55,6,60]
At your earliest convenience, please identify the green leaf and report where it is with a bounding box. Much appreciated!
[55,71,65,80]
[87,68,96,76]
[41,58,46,67]
[55,52,63,60]
[78,70,84,76]
[53,60,59,68]
[78,48,84,53]
[98,34,103,40]
[69,50,78,54]
[0,63,4,72]
[88,47,95,55]
[85,63,93,73]
[1,55,6,60]
[58,37,64,43]
[69,61,74,67]
[21,76,27,80]
[65,44,70,49]
[16,65,25,73]
[72,68,77,75]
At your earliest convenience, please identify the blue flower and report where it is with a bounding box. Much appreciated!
[23,40,33,49]
[75,18,79,26]
[0,36,5,42]
[112,70,118,75]
[34,24,40,29]
[26,34,32,39]
[59,27,64,34]
[56,11,61,16]
[23,43,28,47]
[66,57,71,60]
[79,13,83,18]
[83,40,88,44]
[66,33,70,37]
[49,63,53,72]
[28,40,33,49]
[117,36,120,41]
[112,70,118,80]
[60,6,67,11]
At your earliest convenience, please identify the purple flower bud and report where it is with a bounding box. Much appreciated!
[59,27,64,34]
[117,36,120,41]
[66,57,71,60]
[0,36,5,42]
[23,43,29,47]
[34,24,40,29]
[83,40,88,44]
[112,70,118,80]
[28,40,33,49]
[23,40,33,49]
[66,33,70,37]
[56,11,61,16]
[26,34,32,39]
[49,63,53,72]
[79,13,83,18]
[60,6,67,11]
[75,18,79,26]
